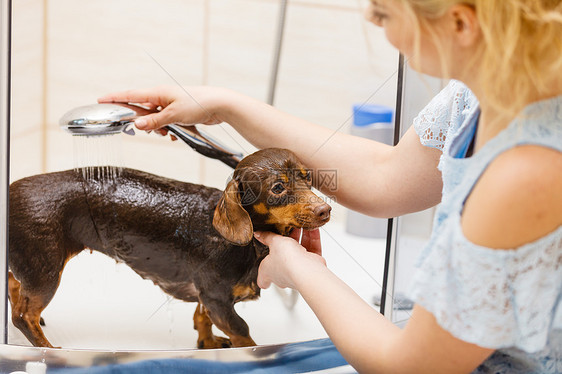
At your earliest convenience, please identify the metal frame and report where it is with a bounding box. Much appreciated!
[379,54,405,317]
[267,0,288,106]
[380,57,443,321]
[0,338,348,372]
[0,0,11,345]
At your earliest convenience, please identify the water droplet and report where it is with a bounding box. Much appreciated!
[73,134,123,183]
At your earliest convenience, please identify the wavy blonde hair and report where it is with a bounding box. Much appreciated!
[402,0,562,120]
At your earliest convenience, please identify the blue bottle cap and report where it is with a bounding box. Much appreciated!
[352,104,393,127]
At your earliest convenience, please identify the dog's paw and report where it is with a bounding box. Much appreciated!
[197,336,232,349]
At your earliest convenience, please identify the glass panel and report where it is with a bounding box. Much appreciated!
[383,63,446,325]
[7,0,399,358]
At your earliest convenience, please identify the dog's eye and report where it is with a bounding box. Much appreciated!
[271,183,285,194]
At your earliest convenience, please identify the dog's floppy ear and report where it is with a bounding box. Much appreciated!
[213,178,253,246]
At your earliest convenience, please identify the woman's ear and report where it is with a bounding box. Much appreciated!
[213,178,254,246]
[449,4,480,47]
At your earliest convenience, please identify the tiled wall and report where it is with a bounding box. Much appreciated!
[10,0,399,223]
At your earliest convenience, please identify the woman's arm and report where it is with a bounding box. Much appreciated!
[255,231,494,374]
[99,86,443,217]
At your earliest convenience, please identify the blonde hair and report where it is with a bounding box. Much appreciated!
[403,0,562,120]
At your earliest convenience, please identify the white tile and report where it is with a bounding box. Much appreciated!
[206,0,279,100]
[46,0,206,129]
[11,0,45,136]
[287,0,362,11]
[274,4,399,131]
[9,129,43,182]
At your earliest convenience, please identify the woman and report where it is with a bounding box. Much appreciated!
[100,1,562,372]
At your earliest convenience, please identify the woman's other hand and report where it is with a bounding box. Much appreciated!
[254,228,326,290]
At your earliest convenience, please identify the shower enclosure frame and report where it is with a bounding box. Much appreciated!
[0,0,11,345]
[381,58,443,322]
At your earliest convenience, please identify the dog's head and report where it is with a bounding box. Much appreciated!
[213,148,331,245]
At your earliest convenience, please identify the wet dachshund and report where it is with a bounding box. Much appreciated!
[8,148,331,349]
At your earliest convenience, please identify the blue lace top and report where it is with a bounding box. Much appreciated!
[410,80,562,373]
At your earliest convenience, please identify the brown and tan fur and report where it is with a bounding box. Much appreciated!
[8,148,331,349]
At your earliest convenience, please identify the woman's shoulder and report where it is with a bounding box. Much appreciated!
[462,144,562,249]
[409,145,562,351]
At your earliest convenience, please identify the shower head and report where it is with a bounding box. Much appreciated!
[59,103,243,169]
[60,103,150,136]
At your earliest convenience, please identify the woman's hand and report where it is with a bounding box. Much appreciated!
[255,228,326,290]
[98,85,229,131]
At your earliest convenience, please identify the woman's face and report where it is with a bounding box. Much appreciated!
[366,0,454,78]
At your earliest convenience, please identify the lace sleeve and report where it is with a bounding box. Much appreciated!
[413,80,476,150]
[408,219,562,353]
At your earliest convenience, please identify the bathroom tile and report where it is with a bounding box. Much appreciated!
[206,0,279,100]
[274,3,399,130]
[45,0,206,130]
[11,0,45,136]
[9,129,43,182]
[289,0,365,11]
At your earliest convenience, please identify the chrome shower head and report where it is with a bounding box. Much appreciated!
[59,103,243,169]
[59,103,146,136]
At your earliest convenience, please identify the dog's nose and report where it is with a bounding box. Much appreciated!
[314,203,331,221]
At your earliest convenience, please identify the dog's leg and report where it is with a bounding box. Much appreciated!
[9,272,47,328]
[7,272,21,308]
[200,297,256,347]
[193,303,232,349]
[9,272,62,348]
[10,291,55,348]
